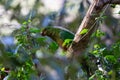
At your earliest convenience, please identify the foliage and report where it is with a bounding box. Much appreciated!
[89,30,120,80]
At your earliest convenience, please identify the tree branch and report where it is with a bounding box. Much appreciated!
[67,0,120,59]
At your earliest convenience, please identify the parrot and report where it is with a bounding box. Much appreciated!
[41,26,75,50]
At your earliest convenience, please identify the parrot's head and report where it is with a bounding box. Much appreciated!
[41,28,48,36]
[41,27,54,36]
[41,26,74,51]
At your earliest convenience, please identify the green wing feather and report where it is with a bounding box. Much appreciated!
[60,30,74,41]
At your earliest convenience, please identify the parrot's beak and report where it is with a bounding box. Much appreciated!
[41,31,46,36]
[41,31,44,36]
[41,28,47,36]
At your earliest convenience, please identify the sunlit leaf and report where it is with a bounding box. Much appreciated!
[80,29,88,35]
[94,44,100,49]
[28,19,31,23]
[62,39,73,47]
[108,70,113,75]
[1,67,5,71]
[96,30,105,38]
[22,21,27,25]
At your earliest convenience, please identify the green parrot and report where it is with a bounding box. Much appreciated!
[41,27,75,50]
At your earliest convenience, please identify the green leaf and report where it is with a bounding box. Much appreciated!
[108,70,113,75]
[62,39,73,47]
[89,74,95,80]
[29,28,41,33]
[22,21,27,25]
[95,70,103,76]
[49,42,58,53]
[96,30,105,38]
[105,55,117,64]
[28,19,31,23]
[1,67,5,71]
[94,44,100,49]
[80,29,88,35]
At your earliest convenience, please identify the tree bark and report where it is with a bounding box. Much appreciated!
[67,0,120,59]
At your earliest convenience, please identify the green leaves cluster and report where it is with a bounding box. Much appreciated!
[90,30,120,80]
[3,20,41,80]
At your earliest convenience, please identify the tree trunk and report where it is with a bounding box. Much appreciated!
[67,0,120,59]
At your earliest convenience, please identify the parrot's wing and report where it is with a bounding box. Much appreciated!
[59,30,74,41]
